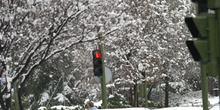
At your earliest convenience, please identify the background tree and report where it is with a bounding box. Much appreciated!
[0,0,127,109]
[0,0,203,109]
[103,0,198,106]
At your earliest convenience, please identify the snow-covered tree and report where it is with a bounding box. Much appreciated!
[0,0,126,109]
[102,0,198,105]
[0,0,202,109]
[103,0,194,86]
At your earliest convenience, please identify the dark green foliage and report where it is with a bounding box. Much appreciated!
[107,93,130,108]
[10,95,29,110]
[147,101,164,108]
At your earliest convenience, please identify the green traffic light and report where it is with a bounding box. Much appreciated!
[185,14,208,63]
[185,12,218,76]
[186,40,208,63]
[185,15,208,38]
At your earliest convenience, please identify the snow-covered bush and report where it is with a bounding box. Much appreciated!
[107,93,131,108]
[160,82,190,95]
[148,101,164,108]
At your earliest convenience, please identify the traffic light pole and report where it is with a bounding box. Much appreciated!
[99,44,107,108]
[217,8,220,104]
[201,64,209,110]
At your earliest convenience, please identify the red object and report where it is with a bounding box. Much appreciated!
[96,52,101,58]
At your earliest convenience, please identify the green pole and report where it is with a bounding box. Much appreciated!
[217,7,220,104]
[219,75,220,103]
[194,6,208,110]
[201,64,209,110]
[144,72,148,107]
[99,44,107,108]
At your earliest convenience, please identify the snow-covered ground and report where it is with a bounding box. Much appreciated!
[209,96,219,110]
[99,94,220,110]
[99,107,202,110]
[168,91,219,110]
[38,91,219,110]
[168,91,217,107]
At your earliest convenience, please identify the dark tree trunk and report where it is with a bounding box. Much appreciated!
[6,91,11,110]
[130,87,133,106]
[0,93,6,110]
[147,82,156,100]
[165,77,169,107]
[134,84,138,107]
[18,89,24,110]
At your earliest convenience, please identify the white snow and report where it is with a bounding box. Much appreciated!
[0,34,2,40]
[38,91,220,110]
[39,92,50,105]
[53,93,68,103]
[99,108,201,110]
[38,106,46,110]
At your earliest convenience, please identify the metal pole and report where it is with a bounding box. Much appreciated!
[216,7,220,104]
[99,44,107,108]
[219,75,220,103]
[201,64,209,110]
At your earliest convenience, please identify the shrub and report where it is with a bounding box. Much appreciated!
[107,93,131,108]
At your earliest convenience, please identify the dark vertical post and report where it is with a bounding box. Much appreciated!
[99,44,107,108]
[165,77,169,107]
[201,64,209,110]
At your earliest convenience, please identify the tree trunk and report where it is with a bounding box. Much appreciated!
[6,91,11,110]
[165,77,169,107]
[0,93,6,110]
[130,87,133,106]
[134,84,138,107]
[18,88,24,110]
[147,82,155,100]
[13,82,20,110]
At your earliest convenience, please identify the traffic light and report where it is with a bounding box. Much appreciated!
[192,0,208,14]
[185,15,208,63]
[185,1,220,110]
[92,50,103,76]
[185,1,218,76]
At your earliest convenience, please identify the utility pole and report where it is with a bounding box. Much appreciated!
[201,64,209,110]
[216,3,220,104]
